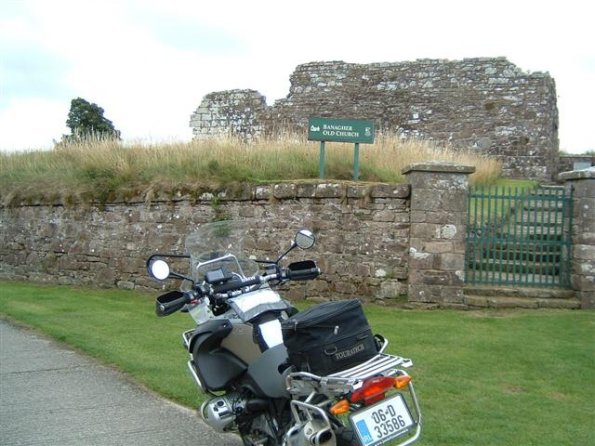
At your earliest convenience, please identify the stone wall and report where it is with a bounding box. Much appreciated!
[558,155,594,174]
[3,167,593,309]
[190,89,267,141]
[0,183,410,302]
[190,58,559,181]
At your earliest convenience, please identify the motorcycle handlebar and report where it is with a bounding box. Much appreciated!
[212,276,262,294]
[210,264,319,296]
[155,261,320,314]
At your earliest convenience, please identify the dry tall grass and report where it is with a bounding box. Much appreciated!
[0,134,501,205]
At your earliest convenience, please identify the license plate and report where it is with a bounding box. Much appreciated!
[350,394,415,446]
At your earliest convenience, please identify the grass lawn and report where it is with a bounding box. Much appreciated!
[1,280,593,445]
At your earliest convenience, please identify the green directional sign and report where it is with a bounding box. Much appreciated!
[308,117,375,144]
[307,117,375,181]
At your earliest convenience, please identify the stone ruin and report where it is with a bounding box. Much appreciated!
[189,57,559,181]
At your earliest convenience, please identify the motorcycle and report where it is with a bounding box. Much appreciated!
[147,220,422,446]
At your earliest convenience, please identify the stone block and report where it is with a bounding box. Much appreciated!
[334,281,357,295]
[386,199,408,211]
[372,210,395,222]
[346,185,367,198]
[117,281,135,290]
[576,274,595,291]
[255,185,272,200]
[378,279,405,298]
[464,295,489,307]
[487,297,538,309]
[577,261,594,275]
[409,189,442,211]
[369,184,410,198]
[573,244,595,261]
[439,224,459,240]
[296,183,317,198]
[273,183,296,199]
[441,286,465,303]
[392,267,408,280]
[574,232,595,245]
[410,223,440,239]
[238,207,256,217]
[423,211,459,224]
[230,183,254,200]
[410,210,426,223]
[408,248,434,269]
[408,284,439,303]
[537,298,581,309]
[422,270,451,285]
[315,183,343,198]
[411,188,467,212]
[424,241,453,254]
[438,253,465,271]
[95,264,116,285]
[577,291,595,309]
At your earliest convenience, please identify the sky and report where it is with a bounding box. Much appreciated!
[1,0,593,153]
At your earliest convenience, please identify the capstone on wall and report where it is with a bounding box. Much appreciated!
[190,58,559,181]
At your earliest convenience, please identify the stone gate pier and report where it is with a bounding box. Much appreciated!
[559,167,595,309]
[403,162,475,307]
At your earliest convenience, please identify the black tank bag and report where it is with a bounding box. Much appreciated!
[281,299,378,375]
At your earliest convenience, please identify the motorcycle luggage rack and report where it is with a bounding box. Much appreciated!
[287,352,411,397]
[330,352,411,379]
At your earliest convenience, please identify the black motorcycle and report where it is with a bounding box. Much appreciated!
[147,220,422,446]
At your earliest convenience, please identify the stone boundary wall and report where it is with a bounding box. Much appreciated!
[190,58,559,181]
[0,183,410,303]
[3,166,592,308]
[558,155,594,174]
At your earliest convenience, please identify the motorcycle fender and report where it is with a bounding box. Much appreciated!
[245,344,290,399]
[189,319,247,392]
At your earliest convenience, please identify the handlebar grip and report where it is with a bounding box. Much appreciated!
[156,291,190,316]
[287,267,321,281]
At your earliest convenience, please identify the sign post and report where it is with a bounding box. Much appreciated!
[353,142,360,181]
[308,117,375,180]
[319,141,326,179]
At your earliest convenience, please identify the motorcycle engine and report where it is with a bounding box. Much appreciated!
[200,395,239,432]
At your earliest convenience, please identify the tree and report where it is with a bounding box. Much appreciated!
[65,97,121,141]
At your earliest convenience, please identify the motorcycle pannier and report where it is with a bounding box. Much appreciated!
[281,299,378,375]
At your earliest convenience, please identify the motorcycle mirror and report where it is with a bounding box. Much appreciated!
[295,229,315,249]
[149,259,170,281]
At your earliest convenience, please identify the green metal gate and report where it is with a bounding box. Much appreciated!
[465,185,573,288]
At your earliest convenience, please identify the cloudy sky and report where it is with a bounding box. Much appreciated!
[1,0,593,153]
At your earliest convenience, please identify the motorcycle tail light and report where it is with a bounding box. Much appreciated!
[350,375,413,405]
[330,399,350,416]
[394,374,412,389]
